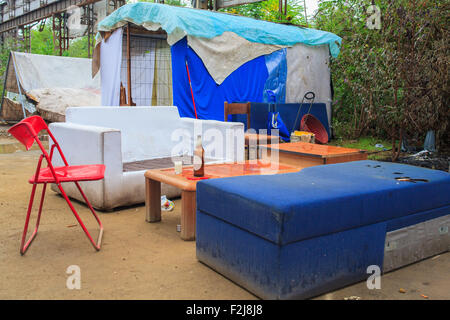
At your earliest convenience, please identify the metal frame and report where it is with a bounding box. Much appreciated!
[0,52,10,119]
[11,53,27,118]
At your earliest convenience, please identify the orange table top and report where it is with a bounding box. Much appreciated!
[144,160,301,192]
[263,142,366,159]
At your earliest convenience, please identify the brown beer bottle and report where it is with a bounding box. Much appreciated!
[193,135,205,177]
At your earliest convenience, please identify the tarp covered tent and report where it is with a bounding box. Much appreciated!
[0,51,101,122]
[94,2,341,127]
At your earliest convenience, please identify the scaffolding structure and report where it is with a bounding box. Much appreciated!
[80,3,95,57]
[0,0,126,56]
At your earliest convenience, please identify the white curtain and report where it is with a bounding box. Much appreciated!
[100,28,123,106]
[152,41,173,106]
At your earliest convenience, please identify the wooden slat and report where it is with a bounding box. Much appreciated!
[145,178,161,223]
[181,190,196,240]
[123,156,216,172]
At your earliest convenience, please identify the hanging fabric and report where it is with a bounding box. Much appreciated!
[171,37,269,120]
[100,28,123,106]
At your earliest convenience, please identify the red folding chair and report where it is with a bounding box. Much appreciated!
[8,116,105,255]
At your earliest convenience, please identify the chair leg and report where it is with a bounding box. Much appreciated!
[56,183,103,251]
[20,183,47,255]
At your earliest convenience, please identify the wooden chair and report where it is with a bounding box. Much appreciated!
[224,102,276,160]
[224,102,251,129]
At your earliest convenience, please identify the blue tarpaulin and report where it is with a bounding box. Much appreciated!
[263,49,287,104]
[172,38,269,120]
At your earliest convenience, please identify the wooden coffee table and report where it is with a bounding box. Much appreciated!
[260,142,367,169]
[144,161,301,240]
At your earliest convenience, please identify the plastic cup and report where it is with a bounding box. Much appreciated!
[174,161,182,174]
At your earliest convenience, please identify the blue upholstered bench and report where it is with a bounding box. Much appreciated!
[196,160,450,299]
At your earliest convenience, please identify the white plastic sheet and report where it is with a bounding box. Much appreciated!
[187,32,284,85]
[101,28,123,106]
[12,51,100,92]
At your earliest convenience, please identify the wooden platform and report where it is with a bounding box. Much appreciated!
[261,142,367,168]
[123,156,215,172]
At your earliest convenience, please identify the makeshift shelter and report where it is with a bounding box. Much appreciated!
[93,2,341,127]
[0,52,101,122]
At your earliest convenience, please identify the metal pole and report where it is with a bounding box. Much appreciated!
[0,53,11,119]
[126,24,132,106]
[11,53,27,119]
[303,0,308,27]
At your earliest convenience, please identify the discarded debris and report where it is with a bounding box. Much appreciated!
[161,195,174,212]
[399,288,406,293]
[66,224,78,228]
[421,294,429,299]
[408,150,430,158]
[398,150,450,172]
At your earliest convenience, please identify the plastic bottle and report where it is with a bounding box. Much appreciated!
[193,135,205,177]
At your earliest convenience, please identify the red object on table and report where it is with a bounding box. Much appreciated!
[300,114,329,144]
[186,175,212,180]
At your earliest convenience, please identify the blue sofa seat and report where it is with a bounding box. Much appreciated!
[196,160,450,299]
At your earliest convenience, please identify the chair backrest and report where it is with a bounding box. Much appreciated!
[8,116,49,150]
[9,116,69,180]
[224,102,251,130]
[65,106,183,162]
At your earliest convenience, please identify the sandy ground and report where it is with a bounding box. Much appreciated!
[0,138,448,300]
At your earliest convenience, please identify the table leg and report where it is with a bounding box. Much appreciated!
[145,177,161,223]
[181,190,196,241]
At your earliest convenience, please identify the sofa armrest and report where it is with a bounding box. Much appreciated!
[49,122,122,169]
[48,122,123,209]
[180,118,245,162]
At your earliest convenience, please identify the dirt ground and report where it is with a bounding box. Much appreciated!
[0,137,448,300]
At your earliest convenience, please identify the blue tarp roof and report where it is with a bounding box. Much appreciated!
[97,3,342,58]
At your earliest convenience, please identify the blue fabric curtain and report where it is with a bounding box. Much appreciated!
[171,37,269,121]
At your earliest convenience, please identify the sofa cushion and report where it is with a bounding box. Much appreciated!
[196,160,450,245]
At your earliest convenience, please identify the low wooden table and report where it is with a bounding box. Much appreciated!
[145,161,301,240]
[261,141,367,168]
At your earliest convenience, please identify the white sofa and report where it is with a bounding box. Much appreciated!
[49,106,245,210]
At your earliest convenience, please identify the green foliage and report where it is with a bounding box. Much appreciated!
[220,0,306,25]
[138,0,187,7]
[67,37,92,58]
[30,23,55,55]
[330,136,392,152]
[314,0,449,158]
[0,20,93,94]
[0,38,19,95]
